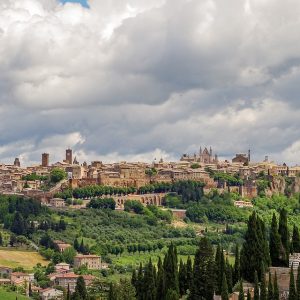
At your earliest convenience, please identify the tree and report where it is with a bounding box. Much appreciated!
[215,245,225,294]
[269,213,282,266]
[0,232,3,246]
[156,257,165,300]
[273,272,279,300]
[238,280,244,300]
[11,212,26,235]
[267,272,273,300]
[117,279,136,300]
[73,276,88,300]
[297,264,300,300]
[62,247,77,264]
[108,282,117,300]
[233,245,240,285]
[165,289,179,300]
[179,259,187,296]
[225,258,233,294]
[292,225,300,253]
[253,272,259,300]
[289,266,297,300]
[50,168,67,183]
[186,256,193,292]
[221,273,229,300]
[66,284,71,300]
[278,208,289,266]
[247,289,251,300]
[143,259,156,300]
[241,212,270,282]
[189,237,215,300]
[163,244,179,296]
[260,267,267,300]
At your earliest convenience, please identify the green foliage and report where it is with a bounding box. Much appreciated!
[50,168,67,183]
[190,163,200,169]
[189,237,215,300]
[221,273,229,300]
[238,280,244,300]
[162,194,182,208]
[292,225,300,253]
[269,213,283,267]
[87,198,116,210]
[73,276,88,300]
[186,202,249,223]
[22,173,48,181]
[289,266,297,300]
[278,208,290,266]
[240,212,270,282]
[145,168,158,176]
[124,201,144,214]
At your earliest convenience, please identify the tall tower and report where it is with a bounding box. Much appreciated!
[14,158,20,167]
[66,149,73,164]
[248,149,251,162]
[42,153,49,167]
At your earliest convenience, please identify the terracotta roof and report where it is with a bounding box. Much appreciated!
[75,254,100,259]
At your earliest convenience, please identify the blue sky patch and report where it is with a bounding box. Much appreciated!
[60,0,89,8]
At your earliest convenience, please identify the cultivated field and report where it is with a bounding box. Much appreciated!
[0,289,29,299]
[0,249,49,270]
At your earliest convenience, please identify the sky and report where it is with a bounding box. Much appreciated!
[1,0,300,166]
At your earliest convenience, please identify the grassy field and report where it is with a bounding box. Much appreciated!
[0,289,29,300]
[0,249,49,270]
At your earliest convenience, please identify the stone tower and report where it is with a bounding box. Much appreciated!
[66,149,73,165]
[42,153,49,167]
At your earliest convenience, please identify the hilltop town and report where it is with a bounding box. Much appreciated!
[1,146,299,206]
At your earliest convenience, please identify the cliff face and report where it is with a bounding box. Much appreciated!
[265,176,286,196]
[265,176,300,196]
[292,177,300,193]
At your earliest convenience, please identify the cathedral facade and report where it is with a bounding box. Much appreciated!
[180,146,218,164]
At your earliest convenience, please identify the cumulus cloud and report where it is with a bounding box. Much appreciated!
[0,0,300,165]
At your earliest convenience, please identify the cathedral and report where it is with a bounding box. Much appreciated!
[180,146,218,164]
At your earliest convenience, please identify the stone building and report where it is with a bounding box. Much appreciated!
[181,146,218,164]
[73,254,101,270]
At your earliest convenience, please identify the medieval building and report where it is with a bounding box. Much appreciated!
[180,146,218,164]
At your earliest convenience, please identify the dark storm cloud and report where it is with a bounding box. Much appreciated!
[0,0,300,165]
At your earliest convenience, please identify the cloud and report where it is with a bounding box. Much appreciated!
[0,0,300,165]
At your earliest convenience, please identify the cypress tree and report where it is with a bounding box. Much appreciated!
[267,272,273,300]
[74,276,88,300]
[238,280,244,300]
[178,259,187,296]
[0,232,3,246]
[241,212,270,282]
[189,237,215,300]
[74,238,79,251]
[273,272,279,300]
[279,208,289,266]
[225,258,233,293]
[270,213,282,266]
[297,264,300,300]
[108,282,117,300]
[253,271,259,300]
[233,245,240,285]
[216,247,225,294]
[143,259,156,300]
[289,266,297,300]
[247,289,251,300]
[66,284,71,300]
[165,289,179,300]
[292,225,300,254]
[131,268,137,292]
[156,257,165,300]
[136,263,144,300]
[260,267,267,300]
[163,244,179,296]
[186,256,193,292]
[221,273,229,300]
